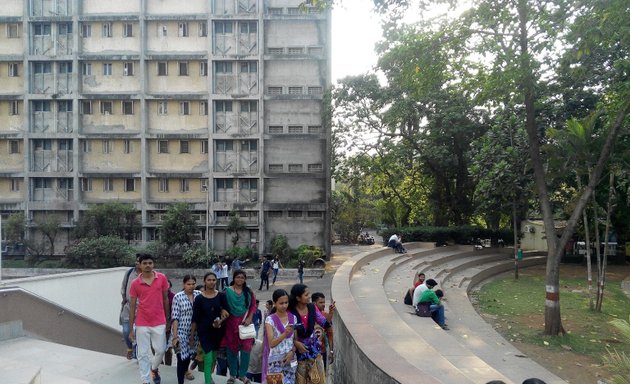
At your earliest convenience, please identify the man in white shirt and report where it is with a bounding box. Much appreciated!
[413,279,437,306]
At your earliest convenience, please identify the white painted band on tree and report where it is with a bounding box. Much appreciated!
[545,285,558,293]
[545,300,560,307]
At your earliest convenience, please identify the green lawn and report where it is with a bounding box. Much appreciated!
[475,275,630,358]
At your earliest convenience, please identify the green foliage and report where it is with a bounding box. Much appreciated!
[271,234,291,264]
[225,246,254,260]
[160,203,198,247]
[34,214,62,257]
[294,244,324,267]
[226,210,246,247]
[380,226,512,246]
[605,316,630,384]
[331,183,377,243]
[4,212,25,245]
[74,202,141,242]
[181,246,214,268]
[63,236,135,268]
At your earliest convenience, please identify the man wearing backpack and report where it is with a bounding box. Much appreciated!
[120,254,141,360]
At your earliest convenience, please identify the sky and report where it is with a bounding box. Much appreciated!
[330,0,383,83]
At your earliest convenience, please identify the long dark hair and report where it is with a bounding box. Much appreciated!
[270,289,289,314]
[288,284,308,311]
[230,269,251,307]
[289,284,315,338]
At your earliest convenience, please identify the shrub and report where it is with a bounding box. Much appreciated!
[271,234,292,264]
[293,244,324,267]
[63,236,135,268]
[380,226,513,246]
[181,246,214,268]
[225,246,254,260]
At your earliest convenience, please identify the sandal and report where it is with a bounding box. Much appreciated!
[239,377,252,384]
[227,378,236,384]
[185,371,195,380]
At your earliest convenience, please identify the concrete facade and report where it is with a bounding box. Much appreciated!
[0,0,331,255]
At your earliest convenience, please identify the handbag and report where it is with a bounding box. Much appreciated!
[266,372,284,384]
[238,323,256,340]
[403,289,412,305]
[415,302,431,317]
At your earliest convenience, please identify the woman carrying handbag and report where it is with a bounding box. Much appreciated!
[263,289,297,384]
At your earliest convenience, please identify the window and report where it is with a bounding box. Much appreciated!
[268,164,283,172]
[288,211,303,218]
[102,22,112,37]
[215,62,233,73]
[123,62,134,76]
[308,86,323,95]
[288,87,303,95]
[11,178,20,192]
[268,7,283,15]
[100,101,113,115]
[158,101,168,115]
[268,126,283,134]
[122,100,134,115]
[240,22,257,34]
[307,211,323,218]
[33,23,51,36]
[216,179,233,189]
[9,140,20,154]
[158,140,169,153]
[268,211,282,218]
[81,100,92,114]
[287,7,301,15]
[33,62,52,74]
[241,140,257,151]
[8,63,19,77]
[240,101,257,113]
[7,23,19,38]
[308,163,323,172]
[216,140,233,151]
[82,63,92,75]
[104,178,114,192]
[157,62,168,76]
[102,139,112,153]
[214,21,233,34]
[123,139,132,154]
[82,140,92,153]
[58,139,72,150]
[199,22,207,37]
[159,24,168,37]
[81,178,92,192]
[180,140,190,153]
[158,178,169,192]
[308,125,322,134]
[125,178,135,192]
[200,101,208,115]
[288,125,303,134]
[200,62,208,76]
[215,100,232,112]
[180,179,190,193]
[33,139,52,150]
[9,100,19,115]
[81,23,91,37]
[268,47,284,55]
[267,86,282,95]
[103,63,112,76]
[288,47,304,55]
[179,101,190,115]
[288,164,303,172]
[201,140,208,154]
[178,62,189,76]
[201,179,209,192]
[58,23,72,35]
[32,100,51,112]
[58,100,72,112]
[240,62,257,73]
[123,23,133,37]
[178,22,189,37]
[240,179,257,190]
[58,62,72,73]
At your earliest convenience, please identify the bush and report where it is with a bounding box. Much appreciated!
[225,246,254,260]
[181,246,214,268]
[293,244,324,267]
[63,236,135,268]
[271,234,292,265]
[380,226,513,246]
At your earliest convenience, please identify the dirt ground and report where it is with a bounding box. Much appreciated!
[478,263,630,384]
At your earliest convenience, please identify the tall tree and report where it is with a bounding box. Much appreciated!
[160,203,198,248]
[35,214,61,258]
[74,202,141,242]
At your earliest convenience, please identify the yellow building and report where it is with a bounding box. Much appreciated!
[0,0,331,255]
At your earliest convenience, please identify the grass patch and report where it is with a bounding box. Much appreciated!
[1,259,63,268]
[475,275,630,359]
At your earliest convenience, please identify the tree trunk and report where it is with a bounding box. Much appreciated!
[513,202,519,279]
[593,201,602,311]
[576,172,594,309]
[596,173,614,311]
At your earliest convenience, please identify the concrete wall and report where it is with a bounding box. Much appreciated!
[0,267,126,330]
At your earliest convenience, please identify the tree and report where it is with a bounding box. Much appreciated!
[226,210,246,248]
[74,202,141,242]
[63,236,135,268]
[160,203,199,248]
[35,214,61,258]
[4,212,26,245]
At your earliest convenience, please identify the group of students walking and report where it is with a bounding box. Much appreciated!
[120,253,333,384]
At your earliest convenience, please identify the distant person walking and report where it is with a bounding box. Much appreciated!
[259,256,272,291]
[119,254,141,360]
[297,260,305,284]
[129,253,170,384]
[272,256,283,285]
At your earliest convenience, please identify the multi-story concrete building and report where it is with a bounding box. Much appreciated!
[0,0,331,256]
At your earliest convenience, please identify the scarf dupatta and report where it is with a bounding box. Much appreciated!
[262,312,296,384]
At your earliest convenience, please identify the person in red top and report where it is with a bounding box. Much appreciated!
[129,253,170,384]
